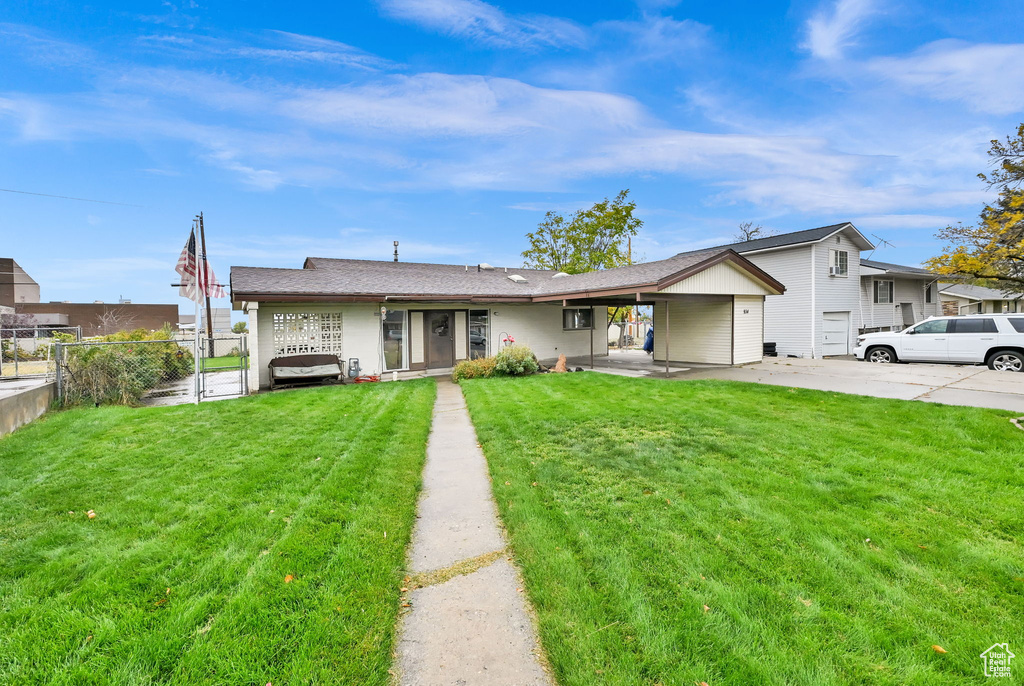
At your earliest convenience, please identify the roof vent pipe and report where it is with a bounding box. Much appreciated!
[393,240,399,262]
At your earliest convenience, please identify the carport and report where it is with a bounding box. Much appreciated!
[531,250,786,373]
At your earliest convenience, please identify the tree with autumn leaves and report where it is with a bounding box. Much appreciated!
[926,124,1024,295]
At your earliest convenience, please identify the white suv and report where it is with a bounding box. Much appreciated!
[855,315,1024,371]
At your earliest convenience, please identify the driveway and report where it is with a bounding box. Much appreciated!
[684,357,1024,413]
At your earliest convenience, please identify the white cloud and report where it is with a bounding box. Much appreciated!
[597,14,709,63]
[377,0,586,49]
[868,40,1024,115]
[213,234,477,264]
[802,0,876,60]
[0,23,94,67]
[850,214,959,229]
[0,40,995,217]
[136,30,395,70]
[280,73,647,136]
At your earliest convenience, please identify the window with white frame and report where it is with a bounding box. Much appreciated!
[382,310,406,371]
[272,312,343,356]
[925,284,933,303]
[830,249,848,276]
[562,308,594,330]
[873,280,894,304]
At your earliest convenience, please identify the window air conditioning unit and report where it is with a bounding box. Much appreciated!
[829,267,841,276]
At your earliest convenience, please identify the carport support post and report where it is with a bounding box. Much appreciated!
[664,301,670,376]
[590,306,595,369]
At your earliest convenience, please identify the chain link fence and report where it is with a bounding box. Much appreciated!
[1,326,82,379]
[56,339,196,406]
[54,334,249,406]
[199,334,249,399]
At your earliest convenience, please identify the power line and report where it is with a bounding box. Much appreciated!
[0,187,142,207]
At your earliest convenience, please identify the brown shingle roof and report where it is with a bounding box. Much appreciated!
[230,248,784,301]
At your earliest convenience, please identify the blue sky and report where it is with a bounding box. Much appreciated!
[2,0,1022,316]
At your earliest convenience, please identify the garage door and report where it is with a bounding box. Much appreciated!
[822,311,850,356]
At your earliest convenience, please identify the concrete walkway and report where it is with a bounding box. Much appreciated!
[395,381,550,686]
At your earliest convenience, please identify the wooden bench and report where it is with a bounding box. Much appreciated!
[268,354,344,390]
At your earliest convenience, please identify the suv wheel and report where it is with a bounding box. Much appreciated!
[867,346,896,364]
[987,350,1024,372]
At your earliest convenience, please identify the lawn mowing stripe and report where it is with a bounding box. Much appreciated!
[169,381,434,683]
[463,374,1024,686]
[0,380,435,685]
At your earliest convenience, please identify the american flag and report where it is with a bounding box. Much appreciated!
[175,227,226,302]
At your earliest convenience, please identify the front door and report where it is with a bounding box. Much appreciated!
[900,303,916,327]
[425,310,454,368]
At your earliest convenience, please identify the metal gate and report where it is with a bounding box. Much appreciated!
[199,334,249,399]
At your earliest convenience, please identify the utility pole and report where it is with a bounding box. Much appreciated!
[198,212,214,358]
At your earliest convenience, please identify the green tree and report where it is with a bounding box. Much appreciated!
[521,190,642,274]
[231,321,249,334]
[926,124,1024,294]
[979,123,1024,189]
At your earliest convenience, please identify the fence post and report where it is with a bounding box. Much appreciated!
[13,333,18,377]
[55,343,63,402]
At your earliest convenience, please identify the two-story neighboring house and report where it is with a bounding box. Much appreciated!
[709,223,873,358]
[706,223,939,358]
[859,259,941,333]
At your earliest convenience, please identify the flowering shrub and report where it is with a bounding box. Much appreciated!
[493,344,539,377]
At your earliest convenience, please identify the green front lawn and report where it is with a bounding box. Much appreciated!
[0,381,435,685]
[462,375,1024,685]
[201,355,248,370]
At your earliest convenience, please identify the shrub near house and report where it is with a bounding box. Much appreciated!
[452,344,539,382]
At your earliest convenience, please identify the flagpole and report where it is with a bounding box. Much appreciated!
[194,296,201,404]
[193,217,202,405]
[198,212,214,357]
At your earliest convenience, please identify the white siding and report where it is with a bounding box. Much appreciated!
[409,311,424,364]
[860,277,941,331]
[741,230,868,358]
[733,296,764,364]
[658,261,774,296]
[653,298,733,365]
[812,232,862,357]
[246,303,260,393]
[454,311,468,361]
[741,246,812,358]
[250,301,607,389]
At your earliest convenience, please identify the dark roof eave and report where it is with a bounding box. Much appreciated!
[232,292,535,303]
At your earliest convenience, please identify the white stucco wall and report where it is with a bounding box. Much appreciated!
[247,301,607,389]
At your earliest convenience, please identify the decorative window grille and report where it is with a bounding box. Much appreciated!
[272,312,343,356]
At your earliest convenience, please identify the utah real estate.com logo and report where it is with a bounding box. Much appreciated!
[980,643,1014,678]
